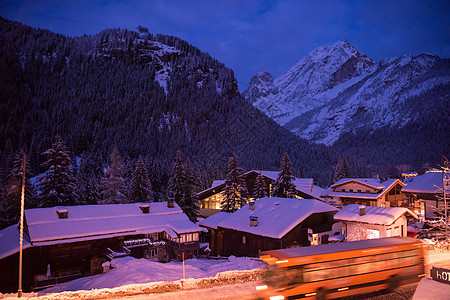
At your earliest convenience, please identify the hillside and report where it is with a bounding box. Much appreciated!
[0,18,333,193]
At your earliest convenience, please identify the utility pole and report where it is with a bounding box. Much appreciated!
[442,155,448,251]
[18,152,26,298]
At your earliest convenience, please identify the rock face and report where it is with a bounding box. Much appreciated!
[242,72,274,103]
[244,41,449,145]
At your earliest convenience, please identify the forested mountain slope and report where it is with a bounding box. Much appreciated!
[0,18,332,192]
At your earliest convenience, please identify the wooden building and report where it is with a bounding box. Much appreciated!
[0,202,201,292]
[197,170,325,217]
[324,176,409,208]
[334,204,418,241]
[402,171,448,220]
[199,197,339,257]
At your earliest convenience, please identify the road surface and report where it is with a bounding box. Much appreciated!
[113,281,419,300]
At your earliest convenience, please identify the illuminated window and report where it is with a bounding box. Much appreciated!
[193,233,198,241]
[242,236,246,244]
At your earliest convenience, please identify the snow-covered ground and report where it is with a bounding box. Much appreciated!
[424,240,450,269]
[414,240,450,300]
[1,242,449,300]
[40,255,263,294]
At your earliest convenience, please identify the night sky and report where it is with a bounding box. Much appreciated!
[1,0,449,90]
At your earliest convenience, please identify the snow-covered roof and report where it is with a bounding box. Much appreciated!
[253,171,314,192]
[198,212,231,229]
[326,178,403,199]
[308,185,326,200]
[198,170,321,200]
[25,202,201,246]
[324,191,381,199]
[334,204,418,226]
[0,224,32,260]
[212,197,338,239]
[211,180,225,188]
[402,171,448,194]
[331,178,402,190]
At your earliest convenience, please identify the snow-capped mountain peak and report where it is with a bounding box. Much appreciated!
[244,41,449,145]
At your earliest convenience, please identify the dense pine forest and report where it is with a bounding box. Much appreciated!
[0,18,333,225]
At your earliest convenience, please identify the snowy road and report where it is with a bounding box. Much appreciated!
[111,281,260,300]
[111,281,420,300]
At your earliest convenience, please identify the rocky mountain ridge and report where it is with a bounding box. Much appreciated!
[244,41,449,146]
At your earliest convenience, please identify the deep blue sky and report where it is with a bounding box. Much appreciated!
[1,0,449,90]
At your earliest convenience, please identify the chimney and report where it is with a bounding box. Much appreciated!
[139,204,150,214]
[249,201,255,210]
[371,172,379,179]
[167,198,175,208]
[249,216,258,227]
[359,205,366,216]
[56,208,68,219]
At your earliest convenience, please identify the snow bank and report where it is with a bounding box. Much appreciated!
[30,268,264,300]
[425,241,450,269]
[413,277,450,300]
[25,256,264,299]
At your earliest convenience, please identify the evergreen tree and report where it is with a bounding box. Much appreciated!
[84,176,102,205]
[0,176,20,229]
[221,152,248,212]
[252,171,267,199]
[129,155,153,202]
[100,147,128,204]
[169,151,185,207]
[333,157,351,183]
[183,157,200,223]
[272,152,296,198]
[8,150,38,208]
[0,184,10,229]
[0,150,39,229]
[76,152,103,204]
[37,136,77,207]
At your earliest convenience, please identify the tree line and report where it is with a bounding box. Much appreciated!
[0,137,317,229]
[0,136,202,228]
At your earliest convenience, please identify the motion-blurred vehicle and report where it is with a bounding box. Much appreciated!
[256,237,425,300]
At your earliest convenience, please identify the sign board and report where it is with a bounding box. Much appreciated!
[124,239,166,247]
[307,228,313,242]
[431,267,450,285]
[124,238,151,247]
